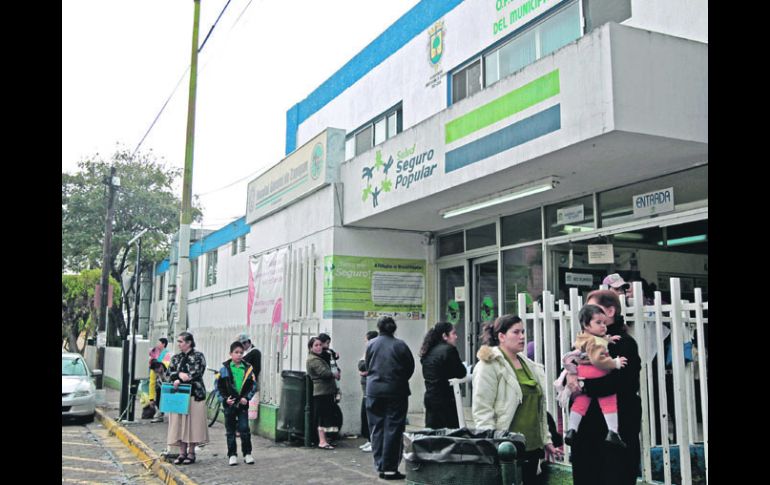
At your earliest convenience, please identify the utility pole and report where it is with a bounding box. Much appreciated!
[175,0,201,333]
[95,166,119,389]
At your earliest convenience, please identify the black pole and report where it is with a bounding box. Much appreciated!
[128,237,142,422]
[96,166,118,389]
[119,339,130,420]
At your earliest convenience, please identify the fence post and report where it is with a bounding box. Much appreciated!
[669,278,692,484]
[542,291,556,419]
[632,281,652,483]
[654,292,672,485]
[694,288,708,483]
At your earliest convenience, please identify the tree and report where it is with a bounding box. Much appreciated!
[62,270,122,353]
[62,147,201,345]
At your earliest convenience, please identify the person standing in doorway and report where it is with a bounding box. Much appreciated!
[358,330,379,452]
[365,316,415,480]
[419,322,467,429]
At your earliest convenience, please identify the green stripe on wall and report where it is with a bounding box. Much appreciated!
[445,69,560,144]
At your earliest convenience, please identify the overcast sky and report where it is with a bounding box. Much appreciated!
[62,0,419,229]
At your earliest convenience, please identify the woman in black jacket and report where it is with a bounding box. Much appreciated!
[568,290,642,485]
[419,322,467,429]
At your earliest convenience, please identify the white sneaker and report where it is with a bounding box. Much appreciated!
[359,441,371,449]
[244,454,254,464]
[229,455,238,466]
[361,443,372,452]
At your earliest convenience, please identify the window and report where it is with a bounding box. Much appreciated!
[466,223,497,250]
[545,195,595,238]
[598,165,708,228]
[345,105,402,160]
[231,240,238,256]
[452,1,582,103]
[452,60,482,104]
[158,274,165,301]
[205,250,218,287]
[190,259,198,291]
[438,232,465,257]
[501,208,542,246]
[239,236,246,253]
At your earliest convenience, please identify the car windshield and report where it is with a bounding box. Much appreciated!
[62,357,88,376]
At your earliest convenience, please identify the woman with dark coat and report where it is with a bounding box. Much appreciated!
[365,316,415,480]
[306,336,339,450]
[419,322,467,429]
[567,289,642,485]
[166,332,209,465]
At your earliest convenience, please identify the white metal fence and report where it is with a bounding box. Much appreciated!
[523,278,707,485]
[164,244,321,407]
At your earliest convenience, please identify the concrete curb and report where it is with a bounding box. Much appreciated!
[95,408,198,485]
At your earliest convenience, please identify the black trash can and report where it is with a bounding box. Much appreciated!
[403,428,526,485]
[277,370,309,440]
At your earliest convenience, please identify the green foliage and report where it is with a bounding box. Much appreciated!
[61,270,122,353]
[62,147,202,342]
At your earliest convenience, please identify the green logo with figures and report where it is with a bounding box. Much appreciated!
[481,295,495,322]
[361,150,394,209]
[310,143,324,180]
[446,299,460,325]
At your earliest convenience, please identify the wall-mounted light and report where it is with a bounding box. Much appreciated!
[440,177,557,219]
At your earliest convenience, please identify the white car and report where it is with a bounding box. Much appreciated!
[62,352,102,423]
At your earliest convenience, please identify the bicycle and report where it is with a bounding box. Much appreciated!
[205,367,222,427]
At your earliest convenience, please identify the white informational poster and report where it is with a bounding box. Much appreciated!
[588,244,615,264]
[455,286,466,302]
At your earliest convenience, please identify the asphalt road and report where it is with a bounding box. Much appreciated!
[62,418,164,485]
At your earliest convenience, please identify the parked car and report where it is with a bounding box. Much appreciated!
[62,352,102,423]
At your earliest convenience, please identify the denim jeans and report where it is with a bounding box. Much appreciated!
[223,405,252,457]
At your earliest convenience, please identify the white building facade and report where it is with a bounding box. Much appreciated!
[151,0,707,446]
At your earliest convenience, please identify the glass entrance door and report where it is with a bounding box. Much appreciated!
[439,265,467,362]
[471,257,499,363]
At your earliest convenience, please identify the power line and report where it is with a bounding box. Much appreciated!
[132,0,253,158]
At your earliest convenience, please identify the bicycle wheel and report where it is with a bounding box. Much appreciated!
[206,392,221,427]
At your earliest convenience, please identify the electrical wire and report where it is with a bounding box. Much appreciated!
[131,0,254,158]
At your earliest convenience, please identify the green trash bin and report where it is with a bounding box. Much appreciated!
[277,370,309,441]
[403,428,526,485]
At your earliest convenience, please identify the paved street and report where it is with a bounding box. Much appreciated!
[97,387,391,484]
[62,419,164,485]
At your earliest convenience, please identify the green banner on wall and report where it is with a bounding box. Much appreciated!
[323,255,426,319]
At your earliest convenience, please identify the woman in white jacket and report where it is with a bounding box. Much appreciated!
[472,315,561,484]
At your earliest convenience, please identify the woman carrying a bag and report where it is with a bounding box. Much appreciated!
[166,332,209,465]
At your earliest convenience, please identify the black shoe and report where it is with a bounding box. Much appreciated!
[564,429,577,447]
[379,471,406,480]
[605,430,627,448]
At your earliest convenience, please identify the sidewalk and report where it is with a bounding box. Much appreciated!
[98,388,405,484]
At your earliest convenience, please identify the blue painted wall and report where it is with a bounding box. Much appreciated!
[155,217,250,276]
[284,0,465,155]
